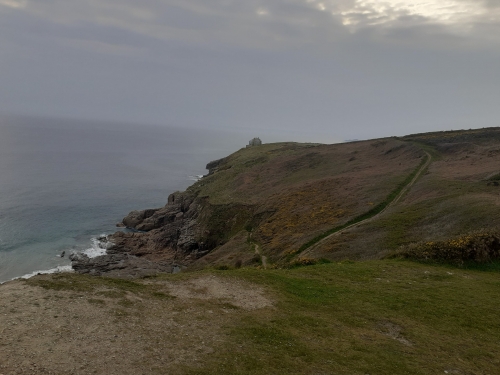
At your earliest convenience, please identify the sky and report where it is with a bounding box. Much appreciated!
[1,0,499,142]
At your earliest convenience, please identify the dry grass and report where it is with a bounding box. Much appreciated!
[307,129,500,262]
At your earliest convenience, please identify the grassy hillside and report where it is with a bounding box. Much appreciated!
[188,138,425,267]
[105,127,500,272]
[302,128,500,263]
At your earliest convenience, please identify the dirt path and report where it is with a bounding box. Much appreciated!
[0,274,272,375]
[299,151,432,258]
[254,244,267,269]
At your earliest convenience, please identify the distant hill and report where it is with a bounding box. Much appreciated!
[74,128,500,274]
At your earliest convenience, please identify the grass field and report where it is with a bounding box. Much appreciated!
[180,261,500,374]
[17,259,500,375]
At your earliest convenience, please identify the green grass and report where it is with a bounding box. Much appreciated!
[190,142,317,205]
[27,273,147,293]
[181,260,500,374]
[26,273,174,301]
[23,259,500,374]
[367,193,454,250]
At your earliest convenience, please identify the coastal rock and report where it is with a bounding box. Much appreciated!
[69,252,89,263]
[71,252,174,278]
[71,190,209,277]
[120,193,196,233]
[206,157,227,175]
[122,208,159,229]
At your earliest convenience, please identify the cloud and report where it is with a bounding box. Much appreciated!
[304,0,498,32]
[2,0,498,55]
[0,0,26,9]
[10,1,500,65]
[1,0,499,139]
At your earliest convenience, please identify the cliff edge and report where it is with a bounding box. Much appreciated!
[72,128,500,276]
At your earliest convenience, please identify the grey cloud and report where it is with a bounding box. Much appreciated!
[0,0,499,142]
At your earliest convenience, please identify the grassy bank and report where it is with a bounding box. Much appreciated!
[12,259,500,374]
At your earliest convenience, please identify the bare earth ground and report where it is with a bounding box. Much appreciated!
[0,274,272,375]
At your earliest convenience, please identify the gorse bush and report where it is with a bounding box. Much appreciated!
[390,230,500,265]
[287,257,331,268]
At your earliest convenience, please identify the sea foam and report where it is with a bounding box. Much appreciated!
[81,235,110,258]
[8,265,74,283]
[188,175,204,181]
[1,235,112,284]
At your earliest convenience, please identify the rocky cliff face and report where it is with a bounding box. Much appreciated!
[113,191,209,259]
[70,149,256,277]
[71,190,210,277]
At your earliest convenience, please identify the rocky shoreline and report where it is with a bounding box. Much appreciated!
[69,164,218,277]
[69,156,246,278]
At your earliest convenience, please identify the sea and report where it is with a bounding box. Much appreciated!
[0,115,249,283]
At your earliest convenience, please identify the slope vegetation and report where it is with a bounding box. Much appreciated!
[306,128,500,262]
[76,127,500,274]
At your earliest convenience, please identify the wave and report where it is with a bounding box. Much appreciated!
[81,235,111,258]
[1,234,113,284]
[0,265,74,284]
[188,175,204,181]
[18,265,74,280]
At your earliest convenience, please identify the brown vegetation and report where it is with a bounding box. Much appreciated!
[191,138,424,265]
[307,128,500,263]
[389,230,500,265]
[108,127,500,271]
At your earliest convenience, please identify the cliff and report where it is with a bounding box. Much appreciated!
[71,128,500,276]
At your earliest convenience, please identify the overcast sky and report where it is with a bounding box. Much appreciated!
[1,0,499,142]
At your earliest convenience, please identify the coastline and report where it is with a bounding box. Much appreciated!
[0,234,112,284]
[0,117,230,286]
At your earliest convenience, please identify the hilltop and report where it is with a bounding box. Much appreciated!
[71,127,500,275]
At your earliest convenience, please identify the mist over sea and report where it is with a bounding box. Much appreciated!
[0,115,248,282]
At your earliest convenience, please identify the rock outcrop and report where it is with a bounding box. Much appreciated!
[71,191,210,277]
[205,157,229,175]
[70,252,175,278]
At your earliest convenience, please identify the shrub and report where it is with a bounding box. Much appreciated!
[251,254,262,264]
[298,154,429,253]
[389,230,500,265]
[287,257,331,268]
[488,173,500,181]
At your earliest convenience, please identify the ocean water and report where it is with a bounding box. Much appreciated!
[0,115,246,283]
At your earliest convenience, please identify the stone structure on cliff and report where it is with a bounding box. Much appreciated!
[247,137,262,147]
